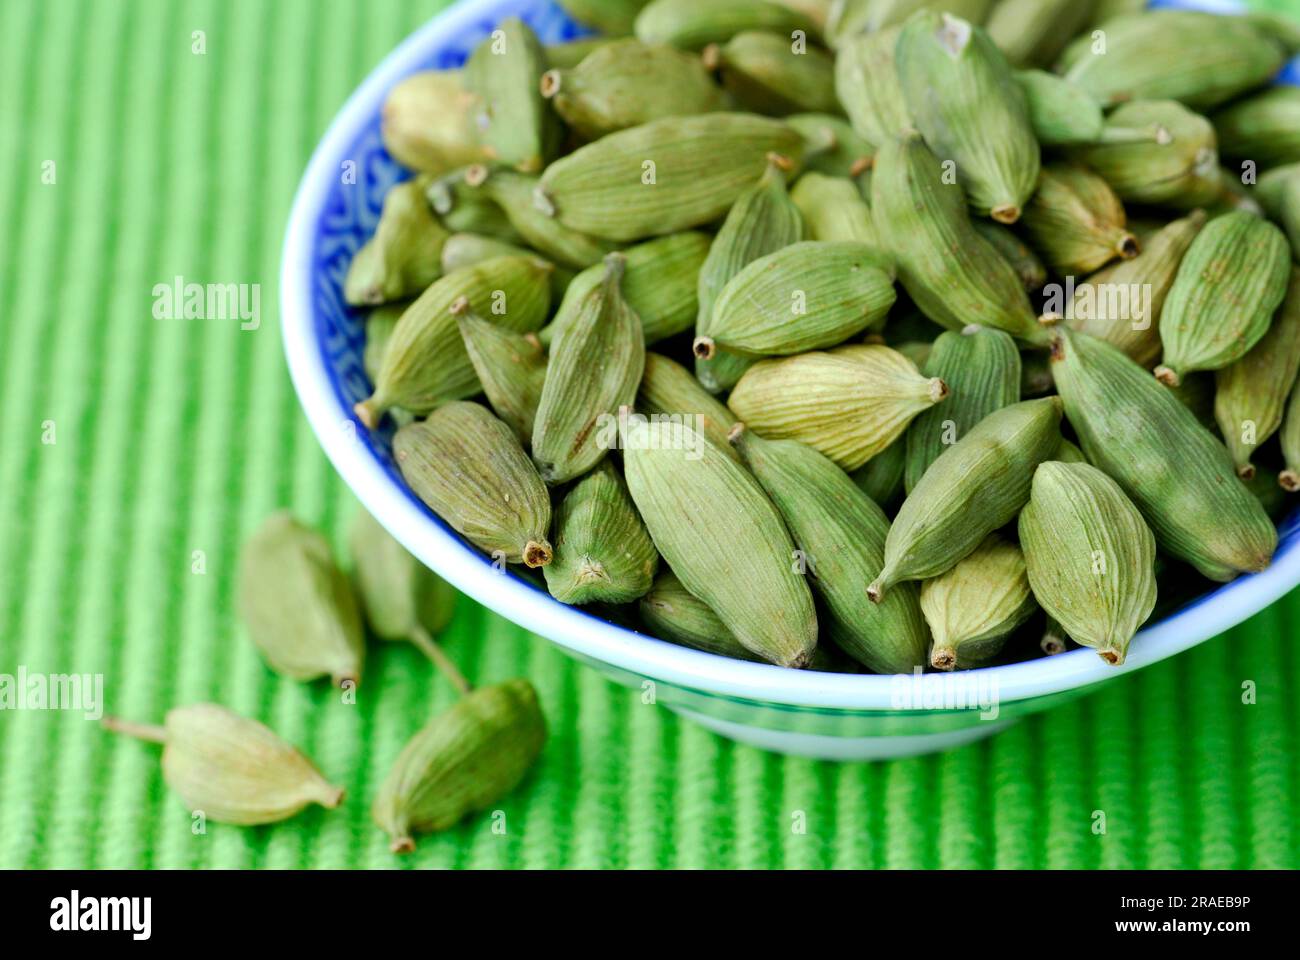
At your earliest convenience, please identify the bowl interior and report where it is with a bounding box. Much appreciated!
[283,0,1300,711]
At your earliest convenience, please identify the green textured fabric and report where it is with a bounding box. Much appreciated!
[1,0,1299,870]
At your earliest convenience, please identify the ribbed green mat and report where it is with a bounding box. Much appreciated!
[2,0,1299,870]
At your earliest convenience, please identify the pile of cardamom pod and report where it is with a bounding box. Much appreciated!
[348,0,1300,675]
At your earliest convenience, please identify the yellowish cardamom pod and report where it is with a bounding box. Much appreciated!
[238,513,365,688]
[921,534,1036,671]
[103,704,344,826]
[1021,163,1138,276]
[728,344,948,471]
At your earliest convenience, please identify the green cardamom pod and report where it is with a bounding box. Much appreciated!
[1014,69,1106,147]
[102,705,344,825]
[1054,436,1088,464]
[363,302,410,385]
[548,36,621,68]
[533,254,645,484]
[1049,326,1276,581]
[1075,100,1222,210]
[871,134,1047,344]
[785,114,875,179]
[1245,466,1288,519]
[1283,383,1300,492]
[638,569,762,661]
[1212,87,1300,170]
[238,513,365,688]
[868,397,1062,602]
[349,508,457,646]
[870,0,995,30]
[1040,616,1069,656]
[634,0,817,50]
[895,11,1039,223]
[540,39,726,139]
[1214,268,1300,478]
[904,325,1021,493]
[427,168,525,243]
[971,219,1046,292]
[464,165,614,269]
[1021,163,1139,275]
[462,17,559,173]
[920,533,1035,670]
[395,402,553,567]
[636,351,740,461]
[850,436,906,510]
[380,71,491,176]
[985,0,1094,68]
[373,679,546,851]
[702,31,838,116]
[1020,461,1158,665]
[439,232,574,302]
[834,25,911,148]
[1062,209,1207,368]
[790,173,887,264]
[732,426,929,673]
[1256,163,1300,255]
[455,298,547,444]
[536,113,806,242]
[344,177,448,306]
[545,461,659,604]
[557,0,650,36]
[1154,211,1291,386]
[355,255,553,426]
[542,232,710,348]
[728,344,948,471]
[1058,10,1286,110]
[695,241,895,359]
[624,417,818,667]
[696,154,804,392]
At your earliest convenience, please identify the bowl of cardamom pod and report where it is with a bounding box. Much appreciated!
[282,0,1300,759]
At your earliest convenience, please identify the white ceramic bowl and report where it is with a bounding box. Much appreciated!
[282,0,1300,759]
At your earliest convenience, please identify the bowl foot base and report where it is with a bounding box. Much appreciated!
[669,706,1018,760]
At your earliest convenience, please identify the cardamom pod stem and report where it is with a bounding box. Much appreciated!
[921,534,1035,671]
